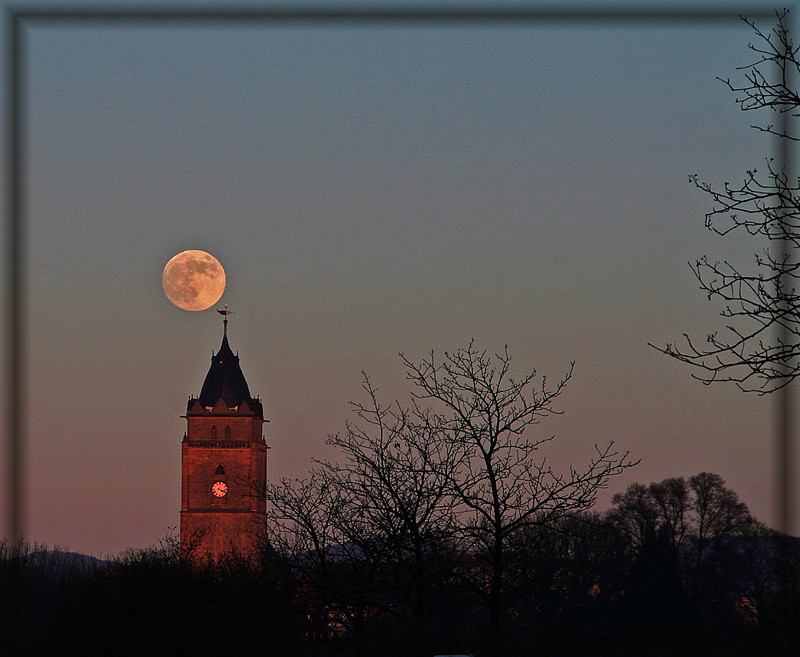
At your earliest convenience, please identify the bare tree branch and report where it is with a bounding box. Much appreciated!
[400,341,637,657]
[653,11,800,392]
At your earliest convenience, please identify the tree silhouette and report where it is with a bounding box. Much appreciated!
[610,472,756,640]
[402,340,636,657]
[265,471,388,657]
[653,11,800,392]
[322,374,463,657]
[620,523,689,646]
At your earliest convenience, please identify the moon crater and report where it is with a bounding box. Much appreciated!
[162,250,226,312]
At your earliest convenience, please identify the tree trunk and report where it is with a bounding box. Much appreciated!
[489,528,504,657]
[414,548,428,657]
[489,597,501,657]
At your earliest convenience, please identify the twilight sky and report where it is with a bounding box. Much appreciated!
[4,1,794,556]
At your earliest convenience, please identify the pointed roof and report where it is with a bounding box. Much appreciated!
[187,323,263,419]
[199,334,252,408]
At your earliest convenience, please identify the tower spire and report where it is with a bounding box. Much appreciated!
[192,303,260,416]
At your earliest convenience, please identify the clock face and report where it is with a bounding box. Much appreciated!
[211,481,228,497]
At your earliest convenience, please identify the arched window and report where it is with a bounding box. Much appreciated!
[211,425,217,439]
[224,425,231,440]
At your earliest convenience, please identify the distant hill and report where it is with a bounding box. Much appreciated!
[20,548,107,570]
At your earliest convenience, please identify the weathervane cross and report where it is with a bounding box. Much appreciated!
[217,304,234,336]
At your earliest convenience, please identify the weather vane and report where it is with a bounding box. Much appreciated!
[217,304,234,336]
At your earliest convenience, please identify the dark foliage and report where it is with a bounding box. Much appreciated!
[1,473,795,657]
[0,537,301,657]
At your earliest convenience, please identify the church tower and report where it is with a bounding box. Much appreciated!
[180,315,268,561]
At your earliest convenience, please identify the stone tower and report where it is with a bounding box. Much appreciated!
[180,317,268,561]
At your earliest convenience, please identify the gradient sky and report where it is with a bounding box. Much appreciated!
[3,1,793,556]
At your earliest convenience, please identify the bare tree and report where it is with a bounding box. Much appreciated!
[402,340,636,657]
[322,375,463,657]
[607,481,661,551]
[610,473,753,603]
[265,471,387,657]
[653,11,800,392]
[690,472,753,594]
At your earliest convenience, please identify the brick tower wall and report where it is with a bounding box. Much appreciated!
[180,412,267,562]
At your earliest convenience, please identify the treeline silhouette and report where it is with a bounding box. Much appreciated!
[4,343,798,656]
[1,473,797,657]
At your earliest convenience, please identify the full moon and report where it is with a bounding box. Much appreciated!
[162,250,226,311]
